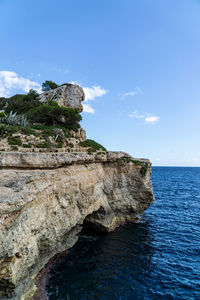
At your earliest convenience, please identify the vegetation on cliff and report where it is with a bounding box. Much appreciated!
[42,80,59,91]
[80,139,107,153]
[121,157,149,176]
[0,82,106,153]
[0,89,81,130]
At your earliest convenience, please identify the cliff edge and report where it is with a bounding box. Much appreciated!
[0,83,154,300]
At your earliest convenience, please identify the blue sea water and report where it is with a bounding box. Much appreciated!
[47,167,200,299]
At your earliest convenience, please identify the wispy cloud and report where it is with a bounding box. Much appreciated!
[0,70,41,97]
[58,67,70,73]
[129,110,145,119]
[145,116,160,124]
[119,86,142,99]
[129,110,160,124]
[82,85,107,114]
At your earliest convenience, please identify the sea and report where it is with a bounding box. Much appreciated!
[47,167,200,300]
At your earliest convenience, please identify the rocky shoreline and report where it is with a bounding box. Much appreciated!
[0,151,154,299]
[33,248,70,300]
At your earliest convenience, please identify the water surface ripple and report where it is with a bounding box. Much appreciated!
[47,167,200,299]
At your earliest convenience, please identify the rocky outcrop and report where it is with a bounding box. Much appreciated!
[0,127,87,153]
[0,151,154,299]
[38,84,84,112]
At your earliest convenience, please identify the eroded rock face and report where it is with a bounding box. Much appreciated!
[0,151,132,169]
[38,84,85,112]
[0,152,154,299]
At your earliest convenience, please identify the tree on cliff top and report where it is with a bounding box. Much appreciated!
[27,100,82,130]
[42,80,59,92]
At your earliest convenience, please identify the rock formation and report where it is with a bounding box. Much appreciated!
[38,84,84,112]
[0,83,154,300]
[0,152,154,300]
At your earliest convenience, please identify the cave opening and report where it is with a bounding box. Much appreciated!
[81,206,108,235]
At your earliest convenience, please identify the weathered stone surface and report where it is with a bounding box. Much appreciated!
[0,151,133,169]
[0,152,154,299]
[69,128,86,141]
[38,84,85,111]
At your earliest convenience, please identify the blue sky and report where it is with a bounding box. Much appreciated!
[0,0,200,166]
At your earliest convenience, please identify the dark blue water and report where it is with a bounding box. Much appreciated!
[47,167,200,299]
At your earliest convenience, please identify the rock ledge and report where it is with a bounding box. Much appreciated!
[0,151,154,300]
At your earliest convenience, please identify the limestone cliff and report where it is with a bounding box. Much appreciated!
[0,151,154,300]
[0,83,154,299]
[38,84,84,112]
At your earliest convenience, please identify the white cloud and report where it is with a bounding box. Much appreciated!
[119,87,142,99]
[69,84,107,114]
[145,116,160,124]
[83,86,107,101]
[0,70,41,97]
[82,103,95,114]
[81,85,107,113]
[129,110,160,124]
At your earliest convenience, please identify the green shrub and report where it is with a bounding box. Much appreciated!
[87,148,96,154]
[121,157,134,163]
[121,158,149,176]
[20,128,38,136]
[31,124,53,130]
[42,80,59,92]
[0,124,7,136]
[22,143,32,148]
[56,143,63,148]
[5,91,40,115]
[97,151,105,155]
[0,124,20,137]
[66,142,74,148]
[0,112,5,118]
[5,94,26,114]
[56,134,64,143]
[8,136,22,146]
[28,100,81,130]
[79,139,106,152]
[60,83,73,87]
[0,97,7,109]
[36,143,50,148]
[41,128,54,137]
[139,162,148,176]
[11,146,18,151]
